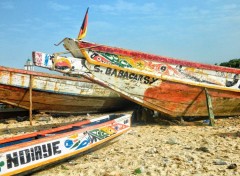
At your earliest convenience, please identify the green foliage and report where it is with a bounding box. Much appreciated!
[134,168,142,174]
[219,58,240,68]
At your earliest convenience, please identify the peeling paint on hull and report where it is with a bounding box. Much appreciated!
[0,66,135,114]
[32,38,240,119]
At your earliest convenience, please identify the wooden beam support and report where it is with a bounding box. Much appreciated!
[204,88,215,126]
[0,100,29,110]
[29,75,33,125]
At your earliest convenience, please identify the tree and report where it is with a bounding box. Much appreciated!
[219,58,240,68]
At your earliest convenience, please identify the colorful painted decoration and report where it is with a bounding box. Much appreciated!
[0,114,131,175]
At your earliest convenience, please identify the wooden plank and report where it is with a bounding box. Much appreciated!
[29,75,33,125]
[0,100,29,110]
[204,88,215,126]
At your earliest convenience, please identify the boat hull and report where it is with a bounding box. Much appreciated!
[32,39,240,119]
[75,64,240,118]
[0,113,131,175]
[0,66,135,114]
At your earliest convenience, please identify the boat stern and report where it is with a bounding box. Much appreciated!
[32,51,89,74]
[32,51,54,69]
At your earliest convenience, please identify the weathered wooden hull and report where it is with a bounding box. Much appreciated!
[0,113,131,175]
[32,38,240,119]
[0,66,135,114]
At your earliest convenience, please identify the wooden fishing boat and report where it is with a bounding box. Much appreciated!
[32,10,240,121]
[0,113,131,175]
[0,65,135,115]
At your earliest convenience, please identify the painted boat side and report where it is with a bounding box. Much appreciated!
[80,65,240,117]
[0,66,135,114]
[76,40,240,75]
[0,119,91,146]
[33,51,239,118]
[0,114,116,149]
[32,37,240,118]
[0,114,131,175]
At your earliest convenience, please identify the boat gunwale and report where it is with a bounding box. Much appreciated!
[77,40,240,75]
[2,128,130,176]
[0,119,91,145]
[79,49,240,93]
[0,65,91,83]
[0,114,131,153]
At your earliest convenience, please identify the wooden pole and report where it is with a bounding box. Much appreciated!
[29,75,33,125]
[204,88,215,126]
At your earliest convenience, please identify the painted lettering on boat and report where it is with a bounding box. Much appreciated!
[94,65,158,84]
[6,141,61,169]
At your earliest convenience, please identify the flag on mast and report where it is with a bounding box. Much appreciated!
[78,8,89,40]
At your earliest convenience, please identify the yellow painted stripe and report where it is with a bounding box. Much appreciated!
[81,49,240,93]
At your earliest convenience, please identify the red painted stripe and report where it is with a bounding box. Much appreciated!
[79,41,240,74]
[0,119,91,144]
[0,116,129,152]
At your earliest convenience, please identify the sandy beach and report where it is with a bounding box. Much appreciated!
[0,112,239,176]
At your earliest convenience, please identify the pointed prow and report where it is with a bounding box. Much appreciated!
[78,8,89,40]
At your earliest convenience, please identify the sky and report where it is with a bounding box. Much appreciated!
[0,0,240,72]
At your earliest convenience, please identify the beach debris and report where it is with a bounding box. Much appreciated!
[227,163,237,169]
[185,155,194,163]
[68,161,78,165]
[91,154,100,159]
[166,138,178,145]
[213,159,227,165]
[236,131,240,137]
[3,128,11,134]
[196,146,210,153]
[184,146,193,150]
[5,119,17,124]
[145,147,158,154]
[104,171,122,176]
[126,130,136,135]
[134,166,145,174]
[61,165,69,170]
[33,113,53,121]
[16,116,28,122]
[203,119,210,125]
[161,156,170,167]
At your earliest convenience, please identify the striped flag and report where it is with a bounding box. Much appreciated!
[78,8,89,40]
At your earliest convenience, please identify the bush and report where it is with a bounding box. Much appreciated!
[219,59,240,68]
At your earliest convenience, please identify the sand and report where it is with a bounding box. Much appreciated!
[0,112,239,176]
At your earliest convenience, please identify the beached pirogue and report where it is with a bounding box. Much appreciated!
[0,65,134,115]
[0,113,131,175]
[32,10,240,121]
